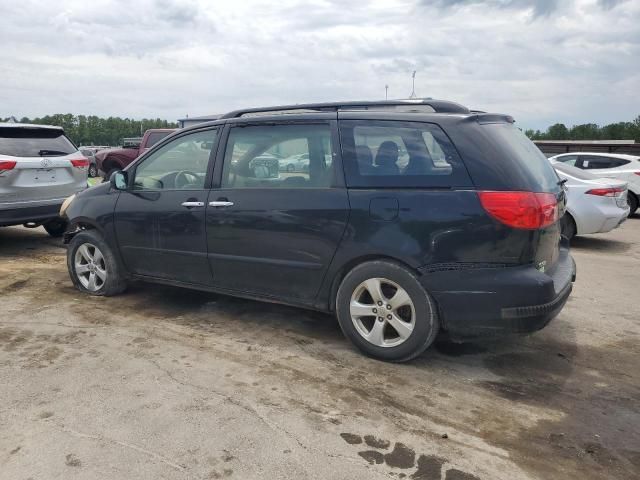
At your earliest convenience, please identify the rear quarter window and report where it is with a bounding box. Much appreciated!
[339,120,472,188]
[482,123,559,193]
[0,128,76,157]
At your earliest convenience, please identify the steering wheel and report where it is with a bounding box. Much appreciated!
[174,170,199,189]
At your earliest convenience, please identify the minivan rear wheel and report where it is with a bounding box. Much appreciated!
[67,230,127,296]
[336,260,439,362]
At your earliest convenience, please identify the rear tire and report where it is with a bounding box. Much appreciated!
[627,192,638,216]
[67,230,127,296]
[561,213,577,240]
[43,217,68,238]
[336,260,439,362]
[88,164,98,178]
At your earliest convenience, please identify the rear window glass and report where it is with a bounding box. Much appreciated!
[552,162,597,180]
[0,128,76,157]
[483,123,559,192]
[339,120,471,188]
[146,131,172,148]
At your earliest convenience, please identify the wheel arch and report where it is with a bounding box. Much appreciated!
[326,254,421,312]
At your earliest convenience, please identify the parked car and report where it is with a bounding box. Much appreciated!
[279,153,310,173]
[94,129,176,180]
[61,99,575,362]
[552,162,629,239]
[0,123,88,236]
[80,149,99,178]
[549,152,640,215]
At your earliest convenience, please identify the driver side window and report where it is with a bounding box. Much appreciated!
[133,129,217,190]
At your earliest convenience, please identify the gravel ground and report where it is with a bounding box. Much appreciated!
[1,219,639,480]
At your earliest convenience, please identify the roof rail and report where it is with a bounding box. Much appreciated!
[219,99,469,119]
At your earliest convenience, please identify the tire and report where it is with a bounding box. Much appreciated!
[43,217,68,238]
[335,260,439,362]
[88,164,98,178]
[627,192,638,216]
[561,213,576,240]
[103,168,118,183]
[67,230,127,296]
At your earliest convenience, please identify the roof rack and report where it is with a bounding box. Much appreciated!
[220,99,469,119]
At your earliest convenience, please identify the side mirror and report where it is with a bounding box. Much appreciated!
[110,170,128,190]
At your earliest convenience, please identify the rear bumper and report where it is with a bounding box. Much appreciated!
[0,201,64,226]
[419,246,576,339]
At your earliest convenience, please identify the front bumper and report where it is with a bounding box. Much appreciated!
[419,246,576,340]
[0,201,64,227]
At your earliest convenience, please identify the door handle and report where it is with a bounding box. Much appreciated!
[209,201,234,207]
[181,201,205,208]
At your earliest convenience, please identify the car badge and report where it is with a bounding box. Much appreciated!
[40,158,51,168]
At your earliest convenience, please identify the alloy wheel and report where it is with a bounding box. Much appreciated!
[74,243,107,291]
[349,277,415,347]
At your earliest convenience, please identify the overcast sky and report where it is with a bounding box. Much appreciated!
[1,0,638,130]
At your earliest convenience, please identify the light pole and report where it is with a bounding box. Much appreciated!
[410,71,417,99]
[385,85,389,100]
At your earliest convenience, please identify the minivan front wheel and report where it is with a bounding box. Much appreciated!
[67,230,127,296]
[336,261,439,362]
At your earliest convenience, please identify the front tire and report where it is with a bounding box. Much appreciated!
[336,260,439,362]
[561,213,577,240]
[88,163,98,178]
[627,192,638,216]
[43,217,68,238]
[67,230,127,296]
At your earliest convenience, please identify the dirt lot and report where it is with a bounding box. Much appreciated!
[1,220,639,480]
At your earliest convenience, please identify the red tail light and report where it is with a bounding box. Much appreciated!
[0,160,17,170]
[478,191,559,229]
[634,172,640,176]
[70,158,89,168]
[586,187,625,197]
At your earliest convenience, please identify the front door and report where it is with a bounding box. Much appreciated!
[205,121,349,302]
[114,128,219,285]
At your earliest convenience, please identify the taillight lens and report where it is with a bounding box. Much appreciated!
[478,191,559,229]
[634,172,640,176]
[0,160,17,171]
[70,158,89,168]
[586,187,625,197]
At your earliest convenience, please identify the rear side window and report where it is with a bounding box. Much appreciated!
[482,123,559,192]
[553,162,598,180]
[580,155,630,169]
[0,128,76,157]
[339,120,471,188]
[146,131,172,148]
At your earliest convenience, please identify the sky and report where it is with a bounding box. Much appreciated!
[0,0,638,130]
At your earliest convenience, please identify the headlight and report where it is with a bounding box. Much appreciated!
[59,194,76,217]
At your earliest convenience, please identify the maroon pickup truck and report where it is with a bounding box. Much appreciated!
[95,128,176,179]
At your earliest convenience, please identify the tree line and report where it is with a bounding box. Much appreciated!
[1,114,178,147]
[525,115,640,142]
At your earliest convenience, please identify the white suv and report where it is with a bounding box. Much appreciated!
[0,123,88,236]
[549,152,640,215]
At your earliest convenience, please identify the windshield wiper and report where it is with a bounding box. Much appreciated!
[38,149,69,156]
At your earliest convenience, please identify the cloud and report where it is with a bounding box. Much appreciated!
[429,0,561,18]
[597,0,627,9]
[0,0,638,130]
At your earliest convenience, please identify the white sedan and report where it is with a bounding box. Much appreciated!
[553,162,629,239]
[549,152,640,215]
